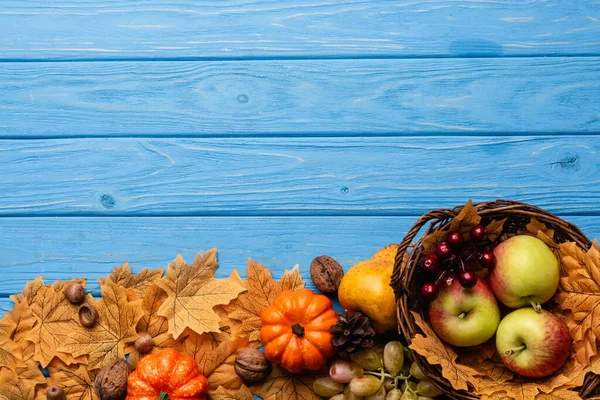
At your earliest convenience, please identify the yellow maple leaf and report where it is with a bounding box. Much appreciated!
[0,369,37,400]
[555,240,600,365]
[250,364,323,400]
[223,260,305,341]
[526,218,555,240]
[136,282,169,337]
[535,391,581,400]
[11,276,45,305]
[408,311,478,392]
[46,359,97,400]
[155,249,246,339]
[6,300,36,363]
[59,278,144,370]
[210,385,254,400]
[98,262,164,299]
[26,283,84,368]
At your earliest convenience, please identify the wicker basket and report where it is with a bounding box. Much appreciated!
[391,199,600,399]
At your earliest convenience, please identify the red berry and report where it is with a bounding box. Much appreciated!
[435,242,453,259]
[458,271,477,288]
[447,231,463,246]
[421,283,439,300]
[471,225,487,241]
[421,254,439,272]
[480,251,495,266]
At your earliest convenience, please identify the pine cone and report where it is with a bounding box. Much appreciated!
[330,311,376,359]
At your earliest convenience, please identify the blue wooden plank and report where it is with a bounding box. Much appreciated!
[0,216,598,297]
[0,0,598,60]
[0,136,598,216]
[0,58,599,137]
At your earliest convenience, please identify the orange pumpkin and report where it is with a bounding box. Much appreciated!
[126,348,208,400]
[260,288,338,373]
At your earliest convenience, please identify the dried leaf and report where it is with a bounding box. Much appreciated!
[137,283,169,337]
[471,357,514,385]
[46,359,97,400]
[535,391,581,400]
[224,261,305,341]
[26,284,83,368]
[7,300,36,358]
[50,278,86,294]
[11,276,45,305]
[60,278,144,370]
[422,200,482,253]
[0,305,27,370]
[486,218,507,241]
[555,241,600,365]
[478,381,540,400]
[250,364,323,400]
[526,218,555,240]
[0,368,36,400]
[16,361,46,388]
[201,336,250,391]
[408,311,478,391]
[155,250,246,339]
[98,262,164,299]
[210,385,254,400]
[456,340,496,364]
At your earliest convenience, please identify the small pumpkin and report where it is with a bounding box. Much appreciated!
[126,348,208,400]
[260,288,338,373]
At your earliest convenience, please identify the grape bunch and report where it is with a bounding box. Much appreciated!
[313,341,443,399]
[420,225,496,301]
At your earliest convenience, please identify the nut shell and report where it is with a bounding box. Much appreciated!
[94,358,130,400]
[234,348,271,384]
[79,303,99,328]
[134,333,154,354]
[310,255,344,293]
[64,283,87,304]
[46,386,66,400]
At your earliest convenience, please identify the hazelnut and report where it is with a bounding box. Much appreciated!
[134,333,154,354]
[310,255,344,293]
[64,283,87,304]
[94,358,130,400]
[79,303,99,328]
[234,348,271,384]
[46,386,66,400]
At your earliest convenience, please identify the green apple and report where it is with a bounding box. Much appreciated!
[496,307,570,378]
[428,277,500,347]
[489,235,559,310]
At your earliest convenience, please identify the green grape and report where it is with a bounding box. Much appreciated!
[416,380,442,398]
[344,386,364,400]
[383,377,395,392]
[400,381,417,393]
[351,349,383,371]
[385,388,403,400]
[400,360,411,376]
[409,362,426,381]
[383,341,404,376]
[349,375,383,397]
[417,397,435,400]
[365,385,387,400]
[312,377,344,397]
[400,391,418,400]
[330,360,364,383]
[330,395,345,400]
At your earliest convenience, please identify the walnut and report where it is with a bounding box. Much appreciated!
[234,348,271,384]
[94,358,130,400]
[310,255,344,293]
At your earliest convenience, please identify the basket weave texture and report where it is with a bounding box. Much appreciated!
[391,199,600,399]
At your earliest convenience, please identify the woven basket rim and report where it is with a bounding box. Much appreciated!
[391,199,596,399]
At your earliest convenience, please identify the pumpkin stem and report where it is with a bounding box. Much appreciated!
[291,323,305,337]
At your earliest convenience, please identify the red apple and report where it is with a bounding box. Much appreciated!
[490,235,559,310]
[428,277,500,347]
[496,308,570,378]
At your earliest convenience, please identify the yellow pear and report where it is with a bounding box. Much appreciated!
[338,244,399,333]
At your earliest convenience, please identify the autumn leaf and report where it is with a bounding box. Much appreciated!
[60,278,144,370]
[0,369,36,400]
[486,218,507,241]
[137,283,169,337]
[6,300,37,363]
[46,360,97,400]
[155,249,246,339]
[535,391,581,400]
[555,240,600,365]
[0,306,26,370]
[478,381,540,400]
[456,340,496,364]
[98,262,164,299]
[26,283,84,368]
[11,276,45,305]
[422,200,482,253]
[210,385,254,400]
[408,311,478,391]
[224,260,305,341]
[526,218,555,241]
[250,364,323,400]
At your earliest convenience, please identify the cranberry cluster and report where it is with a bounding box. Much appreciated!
[420,225,495,301]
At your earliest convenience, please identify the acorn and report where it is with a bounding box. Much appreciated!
[64,283,87,304]
[47,386,66,400]
[79,303,99,328]
[134,333,154,354]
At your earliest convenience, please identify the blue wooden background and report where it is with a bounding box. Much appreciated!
[0,1,599,319]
